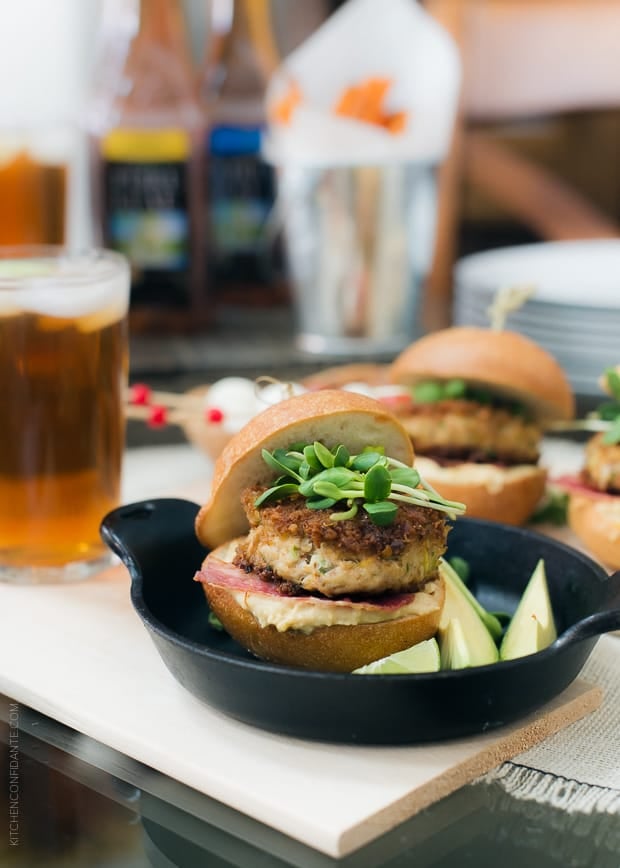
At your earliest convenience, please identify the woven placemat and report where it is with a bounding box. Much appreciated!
[483,635,620,814]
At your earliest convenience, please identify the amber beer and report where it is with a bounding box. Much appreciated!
[0,151,67,245]
[0,250,129,580]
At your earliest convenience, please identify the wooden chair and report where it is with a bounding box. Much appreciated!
[423,0,620,330]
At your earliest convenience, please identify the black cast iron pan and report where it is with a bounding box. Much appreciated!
[101,498,620,745]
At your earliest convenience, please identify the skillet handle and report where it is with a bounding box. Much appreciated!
[555,570,620,649]
[100,498,205,583]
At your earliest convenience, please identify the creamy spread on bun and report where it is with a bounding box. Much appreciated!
[203,540,444,634]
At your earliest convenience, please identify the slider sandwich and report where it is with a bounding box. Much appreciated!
[560,367,620,569]
[194,390,465,672]
[389,327,575,525]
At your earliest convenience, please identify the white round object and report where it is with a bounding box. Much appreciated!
[204,378,261,434]
[205,378,308,434]
[454,239,620,396]
[256,382,306,408]
[456,239,620,308]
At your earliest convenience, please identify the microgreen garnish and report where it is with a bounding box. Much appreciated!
[549,366,620,438]
[594,368,620,445]
[413,381,445,403]
[606,368,620,401]
[412,379,467,403]
[597,401,620,422]
[530,490,569,526]
[411,379,524,416]
[602,418,620,446]
[261,448,304,481]
[254,483,300,508]
[363,501,399,526]
[254,441,466,526]
[445,379,467,399]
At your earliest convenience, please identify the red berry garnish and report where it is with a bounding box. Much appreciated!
[130,383,152,405]
[147,405,168,428]
[205,406,224,424]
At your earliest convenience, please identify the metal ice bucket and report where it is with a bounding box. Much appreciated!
[277,161,437,355]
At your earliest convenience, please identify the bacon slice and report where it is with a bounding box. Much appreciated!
[377,393,414,414]
[553,474,618,502]
[194,556,419,611]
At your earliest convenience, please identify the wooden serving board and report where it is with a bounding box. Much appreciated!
[0,564,601,858]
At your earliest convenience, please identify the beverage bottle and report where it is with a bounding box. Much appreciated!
[89,0,207,331]
[201,0,286,306]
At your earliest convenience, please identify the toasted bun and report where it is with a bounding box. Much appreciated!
[568,494,620,570]
[389,327,574,421]
[201,571,444,673]
[196,390,414,550]
[414,457,547,526]
[302,363,389,391]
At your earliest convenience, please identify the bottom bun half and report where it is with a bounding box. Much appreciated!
[568,494,620,570]
[414,457,547,527]
[198,542,445,673]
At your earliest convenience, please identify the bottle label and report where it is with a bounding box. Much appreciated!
[210,197,271,254]
[102,129,190,270]
[207,126,274,258]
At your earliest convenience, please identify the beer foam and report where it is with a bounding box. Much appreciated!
[0,255,129,324]
[0,136,24,168]
[0,299,21,317]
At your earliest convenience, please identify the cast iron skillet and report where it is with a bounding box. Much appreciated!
[101,498,620,745]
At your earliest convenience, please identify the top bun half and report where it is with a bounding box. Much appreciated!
[195,389,414,550]
[389,327,574,421]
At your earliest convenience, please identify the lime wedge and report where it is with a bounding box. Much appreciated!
[352,638,441,674]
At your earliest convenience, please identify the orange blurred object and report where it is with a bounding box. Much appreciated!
[333,77,407,132]
[269,79,303,125]
[270,76,408,133]
[0,150,66,245]
[383,111,408,134]
[349,77,391,123]
[334,85,364,118]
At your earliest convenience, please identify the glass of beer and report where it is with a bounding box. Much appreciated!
[0,123,70,246]
[0,247,130,583]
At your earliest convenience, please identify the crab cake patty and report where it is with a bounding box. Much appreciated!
[233,488,448,598]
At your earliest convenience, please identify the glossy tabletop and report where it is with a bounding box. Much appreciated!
[2,693,620,868]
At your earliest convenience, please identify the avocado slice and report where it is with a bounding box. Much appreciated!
[439,558,503,641]
[438,567,500,668]
[439,618,471,670]
[500,559,557,660]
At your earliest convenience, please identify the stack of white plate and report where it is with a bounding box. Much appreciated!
[454,239,620,396]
